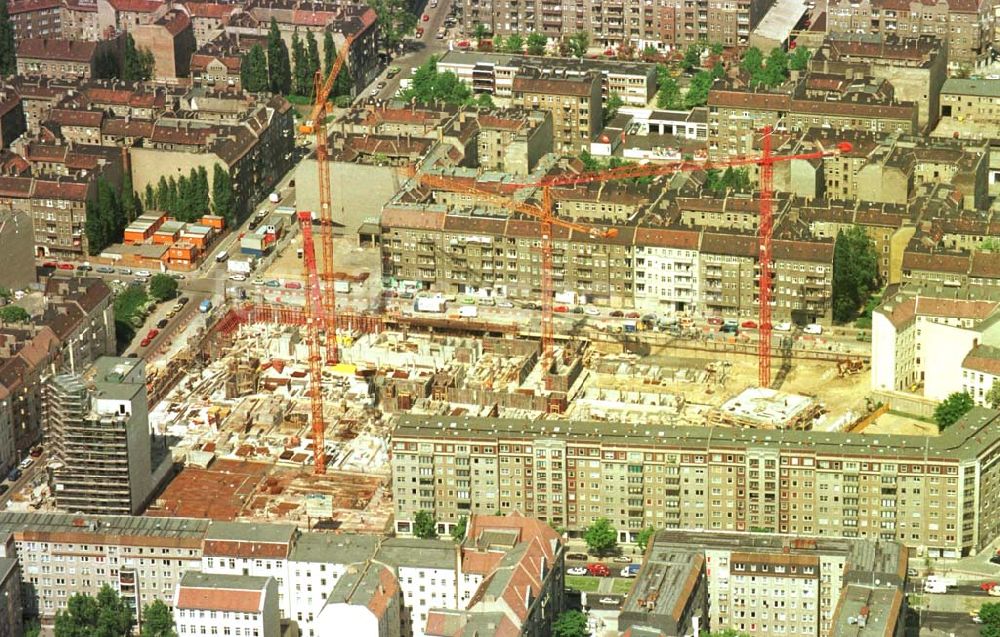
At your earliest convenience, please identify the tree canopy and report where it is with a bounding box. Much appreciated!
[684,71,714,108]
[636,526,656,552]
[790,46,811,71]
[705,167,751,196]
[583,517,617,555]
[211,164,236,224]
[832,226,878,323]
[414,510,437,539]
[0,0,15,76]
[150,167,210,222]
[450,516,467,541]
[604,92,624,124]
[400,57,474,106]
[566,31,589,58]
[85,178,126,256]
[526,33,547,56]
[123,33,155,82]
[0,305,29,323]
[140,599,177,637]
[552,610,589,637]
[504,33,524,54]
[365,0,416,51]
[267,18,292,94]
[657,76,682,109]
[987,380,1000,410]
[148,274,178,302]
[682,43,703,72]
[241,44,268,92]
[55,585,134,637]
[978,603,1000,637]
[934,392,974,430]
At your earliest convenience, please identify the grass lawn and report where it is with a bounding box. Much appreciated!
[611,578,635,595]
[565,575,599,592]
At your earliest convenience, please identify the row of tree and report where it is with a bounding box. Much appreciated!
[656,62,723,110]
[52,585,176,637]
[95,34,156,82]
[85,175,139,256]
[0,0,14,76]
[242,21,354,102]
[401,57,494,108]
[486,32,549,55]
[143,167,211,223]
[741,45,811,88]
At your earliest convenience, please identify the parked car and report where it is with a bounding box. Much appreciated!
[19,457,33,470]
[571,306,584,314]
[177,297,190,305]
[586,563,610,577]
[804,323,823,335]
[497,300,514,308]
[422,12,429,20]
[146,329,160,340]
[553,305,568,313]
[285,281,303,290]
[992,555,1000,565]
[57,263,75,270]
[387,66,401,78]
[741,320,758,329]
[170,273,185,280]
[980,582,998,591]
[6,468,20,482]
[566,553,588,561]
[140,338,151,347]
[96,266,115,274]
[42,261,58,268]
[29,446,42,458]
[0,484,8,496]
[135,270,152,278]
[625,311,640,319]
[118,268,132,275]
[707,316,724,325]
[598,597,620,605]
[621,564,641,577]
[156,319,169,329]
[265,280,281,288]
[229,273,247,282]
[609,310,624,318]
[774,322,793,331]
[584,307,600,316]
[567,567,589,576]
[76,263,92,271]
[612,556,632,563]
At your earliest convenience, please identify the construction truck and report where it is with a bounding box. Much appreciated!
[414,296,447,313]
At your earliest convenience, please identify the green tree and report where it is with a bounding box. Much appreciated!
[832,226,878,323]
[323,29,335,75]
[710,42,724,55]
[122,33,154,82]
[643,44,659,58]
[505,33,524,53]
[450,516,467,541]
[0,305,29,323]
[763,46,788,86]
[194,166,210,215]
[604,91,624,124]
[94,49,120,80]
[267,18,292,94]
[305,30,320,92]
[473,23,490,43]
[711,61,725,79]
[934,392,974,430]
[583,517,617,556]
[684,71,713,108]
[0,0,15,75]
[987,379,1000,409]
[552,610,589,637]
[566,31,589,58]
[414,510,437,539]
[330,45,354,100]
[789,46,811,71]
[475,93,494,108]
[740,46,765,86]
[144,184,155,209]
[55,585,134,637]
[365,0,416,52]
[174,173,192,221]
[636,526,655,552]
[401,57,472,106]
[979,603,1000,637]
[211,164,236,224]
[526,32,547,55]
[492,35,504,53]
[682,43,702,71]
[140,599,177,637]
[657,77,682,109]
[291,30,308,96]
[148,274,178,302]
[241,44,269,92]
[121,172,138,223]
[23,620,40,637]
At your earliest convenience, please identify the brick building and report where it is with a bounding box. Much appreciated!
[132,9,197,81]
[510,71,602,153]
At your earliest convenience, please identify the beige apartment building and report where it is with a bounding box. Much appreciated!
[940,78,1000,125]
[392,406,1000,559]
[510,72,602,154]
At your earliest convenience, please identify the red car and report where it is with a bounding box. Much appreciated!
[707,317,724,325]
[146,329,159,340]
[625,311,641,319]
[981,582,999,591]
[57,263,75,270]
[416,27,424,37]
[586,563,610,577]
[42,261,58,268]
[285,281,303,290]
[422,13,429,20]
[140,338,151,347]
[741,320,758,329]
[553,305,569,313]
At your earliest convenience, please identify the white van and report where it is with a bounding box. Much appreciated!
[804,323,823,335]
[215,251,229,263]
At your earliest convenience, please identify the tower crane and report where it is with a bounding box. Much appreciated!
[418,173,617,365]
[299,35,354,365]
[297,211,328,474]
[421,132,851,387]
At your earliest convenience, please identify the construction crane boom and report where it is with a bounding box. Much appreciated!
[298,35,354,366]
[297,211,327,475]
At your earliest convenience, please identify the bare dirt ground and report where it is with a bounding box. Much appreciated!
[864,412,939,436]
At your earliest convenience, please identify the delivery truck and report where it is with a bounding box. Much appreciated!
[414,296,447,313]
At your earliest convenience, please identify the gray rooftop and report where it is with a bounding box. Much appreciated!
[622,544,701,620]
[377,537,457,570]
[93,356,145,402]
[289,532,379,564]
[204,520,297,545]
[0,557,18,585]
[831,584,903,637]
[942,78,1000,98]
[438,50,656,77]
[0,511,210,541]
[180,570,271,592]
[752,0,807,41]
[325,561,391,606]
[394,406,1000,462]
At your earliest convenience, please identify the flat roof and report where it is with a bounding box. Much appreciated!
[832,584,903,637]
[393,406,1000,462]
[289,532,379,564]
[941,78,1000,98]
[377,537,457,569]
[622,545,702,621]
[752,0,808,42]
[0,511,210,541]
[94,356,144,401]
[180,570,270,592]
[717,387,814,425]
[204,520,297,545]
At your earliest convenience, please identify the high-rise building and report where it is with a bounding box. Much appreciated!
[46,356,155,515]
[0,557,22,637]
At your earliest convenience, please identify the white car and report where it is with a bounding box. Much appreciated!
[774,322,792,332]
[804,323,823,335]
[567,567,588,576]
[497,301,514,308]
[135,270,152,278]
[598,597,619,605]
[19,457,33,470]
[584,307,600,316]
[229,273,247,282]
[252,278,265,286]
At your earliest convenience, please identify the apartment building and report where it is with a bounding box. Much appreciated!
[392,406,1000,558]
[826,0,994,69]
[174,571,282,637]
[8,0,62,40]
[618,546,706,637]
[633,228,701,313]
[437,51,657,107]
[810,35,947,132]
[872,289,1000,400]
[15,37,105,80]
[132,9,197,82]
[314,562,403,637]
[46,356,158,516]
[940,78,1000,126]
[0,558,23,637]
[961,344,1000,406]
[459,0,772,48]
[510,71,602,154]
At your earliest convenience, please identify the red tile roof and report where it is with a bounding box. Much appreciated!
[49,108,104,128]
[962,344,1000,376]
[513,75,598,98]
[186,2,235,18]
[105,0,162,12]
[34,180,89,201]
[17,38,97,62]
[635,227,700,250]
[9,0,60,15]
[176,587,263,613]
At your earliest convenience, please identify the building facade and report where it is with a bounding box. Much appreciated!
[173,571,282,637]
[510,73,602,154]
